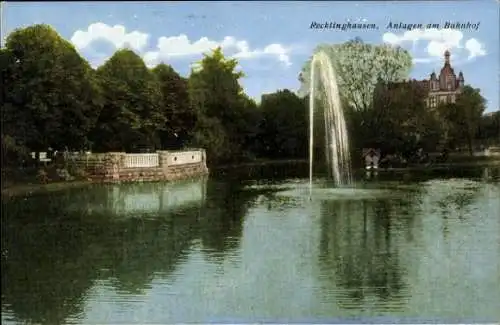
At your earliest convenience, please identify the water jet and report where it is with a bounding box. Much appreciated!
[308,51,352,199]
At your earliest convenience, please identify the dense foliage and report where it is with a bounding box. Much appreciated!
[298,38,413,112]
[299,38,494,159]
[1,25,498,168]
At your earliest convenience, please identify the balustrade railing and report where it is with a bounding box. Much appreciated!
[123,153,160,168]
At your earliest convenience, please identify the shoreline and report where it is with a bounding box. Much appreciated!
[1,180,93,199]
[358,160,500,173]
[2,158,499,198]
[213,159,308,170]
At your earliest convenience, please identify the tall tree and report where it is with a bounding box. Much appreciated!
[188,47,258,163]
[258,89,308,158]
[234,94,262,159]
[93,49,165,152]
[477,111,500,144]
[151,64,195,149]
[190,115,232,165]
[298,39,412,112]
[188,47,245,119]
[371,81,439,156]
[1,48,33,164]
[2,24,102,151]
[440,86,486,155]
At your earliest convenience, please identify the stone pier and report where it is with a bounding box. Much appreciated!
[76,149,209,183]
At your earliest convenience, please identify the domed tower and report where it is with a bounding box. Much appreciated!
[430,71,438,90]
[444,50,451,64]
[439,50,457,90]
[458,71,464,88]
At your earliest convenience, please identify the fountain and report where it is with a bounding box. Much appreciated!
[309,51,352,199]
[249,52,379,202]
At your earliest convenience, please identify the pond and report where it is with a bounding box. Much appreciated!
[1,165,499,324]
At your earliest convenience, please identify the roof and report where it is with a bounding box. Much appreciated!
[440,64,455,76]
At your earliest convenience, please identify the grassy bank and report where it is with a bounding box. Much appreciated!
[1,180,92,199]
[1,166,91,199]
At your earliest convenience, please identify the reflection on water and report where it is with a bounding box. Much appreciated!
[318,199,410,313]
[2,167,500,324]
[64,178,208,216]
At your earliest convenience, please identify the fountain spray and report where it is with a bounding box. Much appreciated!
[308,51,352,199]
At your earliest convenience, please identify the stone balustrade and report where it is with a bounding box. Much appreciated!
[123,153,160,168]
[74,150,208,183]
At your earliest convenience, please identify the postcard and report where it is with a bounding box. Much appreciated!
[1,1,499,324]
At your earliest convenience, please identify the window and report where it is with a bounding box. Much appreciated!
[430,97,437,108]
[447,82,453,90]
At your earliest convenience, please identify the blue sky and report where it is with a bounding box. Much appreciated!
[3,1,499,112]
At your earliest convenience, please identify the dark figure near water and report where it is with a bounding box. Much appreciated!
[363,148,380,170]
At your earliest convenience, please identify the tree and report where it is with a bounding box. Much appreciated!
[233,94,262,158]
[258,89,308,158]
[477,111,500,145]
[2,24,102,151]
[188,47,244,118]
[371,81,439,156]
[190,115,232,165]
[440,86,486,155]
[298,39,412,112]
[188,47,259,163]
[151,64,196,149]
[1,48,33,164]
[92,49,165,152]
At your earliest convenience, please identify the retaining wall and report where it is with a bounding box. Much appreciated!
[74,149,208,183]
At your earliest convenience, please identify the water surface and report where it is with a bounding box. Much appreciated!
[2,166,499,324]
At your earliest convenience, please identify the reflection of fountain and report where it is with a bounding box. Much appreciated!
[482,166,500,182]
[318,199,409,311]
[309,51,352,198]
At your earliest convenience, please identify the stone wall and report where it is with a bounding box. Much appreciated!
[74,150,209,183]
[164,150,203,165]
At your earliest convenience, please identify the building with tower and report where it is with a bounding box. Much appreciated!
[375,50,465,109]
[425,50,465,108]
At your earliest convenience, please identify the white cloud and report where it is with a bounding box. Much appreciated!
[143,34,291,68]
[233,43,291,67]
[382,28,487,64]
[464,38,486,59]
[71,22,150,52]
[71,23,292,69]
